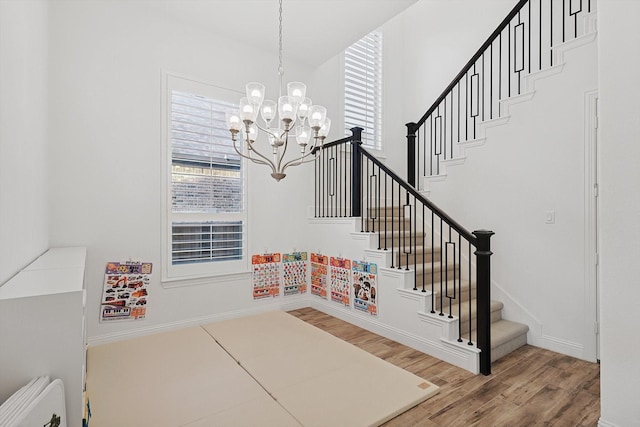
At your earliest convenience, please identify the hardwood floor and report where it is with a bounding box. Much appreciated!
[288,307,600,427]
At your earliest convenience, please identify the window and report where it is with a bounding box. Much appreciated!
[163,75,247,282]
[344,30,383,149]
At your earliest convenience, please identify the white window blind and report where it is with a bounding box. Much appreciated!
[170,90,245,266]
[344,30,383,149]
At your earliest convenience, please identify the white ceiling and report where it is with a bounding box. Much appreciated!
[154,0,419,67]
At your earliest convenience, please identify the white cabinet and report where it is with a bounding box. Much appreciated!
[0,247,87,427]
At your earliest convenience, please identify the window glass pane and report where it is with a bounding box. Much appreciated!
[344,30,383,149]
[172,221,244,265]
[171,90,243,214]
[167,86,246,270]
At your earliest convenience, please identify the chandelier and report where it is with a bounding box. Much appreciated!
[225,0,330,182]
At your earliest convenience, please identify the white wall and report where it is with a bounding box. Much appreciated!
[47,0,315,342]
[0,0,49,285]
[597,1,640,425]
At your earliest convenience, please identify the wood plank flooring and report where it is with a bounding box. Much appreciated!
[288,307,600,427]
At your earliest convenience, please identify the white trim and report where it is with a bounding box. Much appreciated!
[598,418,621,427]
[540,334,585,356]
[88,299,308,346]
[584,89,599,362]
[161,70,250,282]
[310,298,481,374]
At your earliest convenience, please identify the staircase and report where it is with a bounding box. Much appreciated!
[362,204,529,365]
[309,0,597,374]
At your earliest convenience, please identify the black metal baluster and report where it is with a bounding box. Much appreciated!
[515,15,525,95]
[457,81,461,142]
[457,234,462,338]
[331,146,336,216]
[550,0,554,66]
[529,0,531,74]
[540,0,543,70]
[431,210,435,312]
[365,158,370,231]
[429,115,433,176]
[450,92,454,153]
[563,0,566,43]
[471,64,479,139]
[390,181,395,268]
[465,72,469,141]
[447,226,453,319]
[422,203,426,292]
[499,32,502,115]
[468,241,473,345]
[344,141,348,216]
[377,165,381,246]
[482,53,485,122]
[508,21,511,98]
[384,171,388,250]
[398,181,403,269]
[439,217,444,316]
[337,144,342,217]
[490,42,493,119]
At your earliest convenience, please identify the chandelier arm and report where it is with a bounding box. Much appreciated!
[237,130,280,171]
[232,138,277,174]
[277,137,289,171]
[254,122,279,139]
[280,146,320,170]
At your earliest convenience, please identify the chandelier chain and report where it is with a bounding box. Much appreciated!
[278,0,284,76]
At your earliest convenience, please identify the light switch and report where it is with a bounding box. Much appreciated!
[545,210,555,224]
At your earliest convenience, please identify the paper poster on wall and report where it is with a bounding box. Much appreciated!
[310,253,328,299]
[330,257,351,307]
[282,252,308,296]
[100,261,151,322]
[252,253,281,299]
[352,261,378,316]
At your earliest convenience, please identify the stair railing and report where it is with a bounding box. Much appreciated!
[315,128,494,374]
[407,0,595,187]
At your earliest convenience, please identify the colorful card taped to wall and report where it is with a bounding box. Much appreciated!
[252,253,281,299]
[311,253,328,299]
[100,261,151,322]
[330,257,351,306]
[282,252,308,296]
[352,260,378,316]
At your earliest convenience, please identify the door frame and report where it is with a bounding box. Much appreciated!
[584,89,600,362]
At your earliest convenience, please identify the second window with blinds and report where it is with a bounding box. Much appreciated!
[344,30,383,149]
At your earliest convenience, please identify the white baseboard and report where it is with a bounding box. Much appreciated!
[88,299,308,346]
[598,418,621,427]
[310,298,480,374]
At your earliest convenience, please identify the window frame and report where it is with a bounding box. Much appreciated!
[161,72,249,286]
[343,30,383,150]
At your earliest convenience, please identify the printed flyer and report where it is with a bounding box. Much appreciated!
[310,253,328,299]
[100,261,151,322]
[352,260,378,315]
[330,257,351,307]
[282,252,308,296]
[252,253,281,299]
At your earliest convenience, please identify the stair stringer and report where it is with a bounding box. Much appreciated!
[420,26,597,195]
